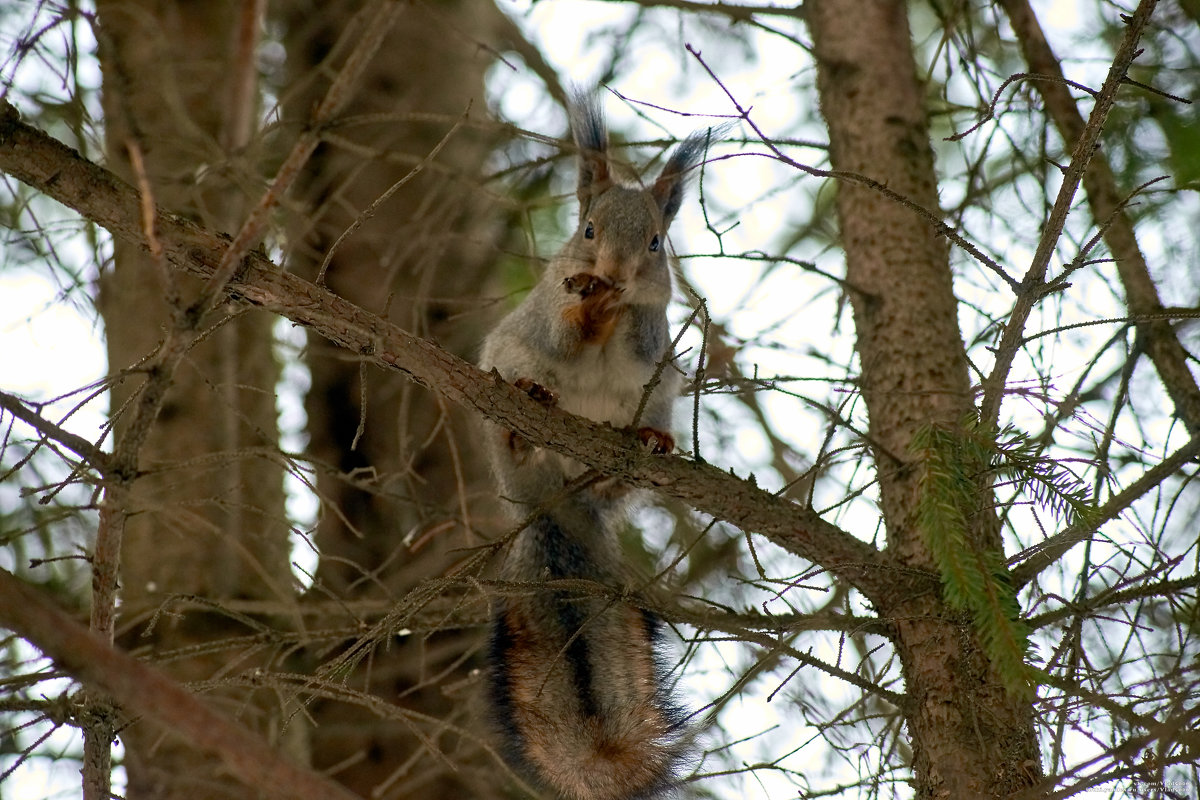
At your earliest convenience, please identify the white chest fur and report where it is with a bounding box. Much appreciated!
[552,337,654,427]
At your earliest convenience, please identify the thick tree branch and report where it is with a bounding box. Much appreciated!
[0,568,361,800]
[1026,571,1200,631]
[0,100,886,599]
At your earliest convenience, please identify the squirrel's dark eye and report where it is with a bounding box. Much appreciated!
[584,221,594,239]
[649,234,660,252]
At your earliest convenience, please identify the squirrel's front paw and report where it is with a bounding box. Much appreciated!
[563,272,618,299]
[636,426,675,455]
[505,379,557,462]
[514,377,558,407]
[562,273,624,346]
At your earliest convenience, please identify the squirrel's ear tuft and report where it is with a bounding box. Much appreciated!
[568,90,611,205]
[652,129,712,227]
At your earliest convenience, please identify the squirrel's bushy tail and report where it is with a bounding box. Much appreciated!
[488,512,687,800]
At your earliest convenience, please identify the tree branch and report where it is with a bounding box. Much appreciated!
[0,568,362,800]
[602,0,799,21]
[0,389,112,475]
[1010,435,1200,587]
[994,0,1200,435]
[1026,571,1200,630]
[194,0,401,315]
[0,100,887,599]
[979,0,1160,430]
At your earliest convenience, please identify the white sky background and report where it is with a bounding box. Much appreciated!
[3,0,1198,797]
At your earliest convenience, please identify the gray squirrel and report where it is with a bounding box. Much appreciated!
[480,93,708,800]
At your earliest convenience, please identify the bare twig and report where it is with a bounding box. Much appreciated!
[686,43,1022,293]
[946,72,1099,142]
[0,390,111,474]
[1010,435,1200,587]
[315,107,470,286]
[223,0,266,153]
[1027,571,1200,630]
[192,0,401,316]
[979,0,1159,430]
[991,0,1200,440]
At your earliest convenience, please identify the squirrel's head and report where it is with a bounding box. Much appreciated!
[560,93,709,303]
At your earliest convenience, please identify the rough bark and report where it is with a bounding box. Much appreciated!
[94,1,295,796]
[807,1,1041,796]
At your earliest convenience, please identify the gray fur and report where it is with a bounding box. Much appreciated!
[480,92,709,800]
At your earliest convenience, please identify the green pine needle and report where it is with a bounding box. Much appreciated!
[913,417,1065,700]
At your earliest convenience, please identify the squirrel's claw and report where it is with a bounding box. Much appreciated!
[563,272,619,299]
[636,426,674,455]
[514,377,558,407]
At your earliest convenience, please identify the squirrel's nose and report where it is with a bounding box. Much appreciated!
[593,251,629,286]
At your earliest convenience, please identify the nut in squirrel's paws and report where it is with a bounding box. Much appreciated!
[563,272,621,299]
[636,426,674,455]
[513,377,558,407]
[562,273,624,346]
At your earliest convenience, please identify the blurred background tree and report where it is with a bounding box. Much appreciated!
[1,1,1198,799]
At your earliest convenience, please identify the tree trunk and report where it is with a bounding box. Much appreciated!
[807,1,1042,795]
[279,1,511,795]
[96,1,295,796]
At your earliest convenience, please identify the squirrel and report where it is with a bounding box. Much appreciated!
[479,92,708,800]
